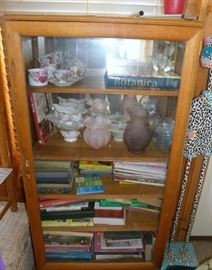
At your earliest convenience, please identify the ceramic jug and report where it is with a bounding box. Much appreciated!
[124,104,153,153]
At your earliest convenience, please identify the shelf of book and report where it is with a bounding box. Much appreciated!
[41,209,159,232]
[37,175,164,198]
[33,134,169,162]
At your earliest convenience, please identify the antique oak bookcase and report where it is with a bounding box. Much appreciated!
[2,6,207,269]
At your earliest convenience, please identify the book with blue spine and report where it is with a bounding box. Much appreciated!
[104,64,180,90]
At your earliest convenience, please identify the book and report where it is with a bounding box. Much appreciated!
[79,161,112,171]
[36,170,71,179]
[43,231,93,246]
[34,160,72,171]
[94,201,122,211]
[143,231,154,261]
[93,208,125,225]
[103,231,143,240]
[40,201,95,220]
[28,92,53,145]
[75,176,104,195]
[99,199,161,213]
[42,218,94,227]
[39,198,91,208]
[80,169,112,176]
[104,63,180,90]
[113,161,167,176]
[102,238,143,249]
[46,252,92,261]
[94,232,144,253]
[95,253,144,261]
[37,183,72,194]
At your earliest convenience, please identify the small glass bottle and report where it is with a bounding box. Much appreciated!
[155,118,175,151]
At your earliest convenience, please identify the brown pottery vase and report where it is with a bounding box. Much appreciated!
[124,104,153,154]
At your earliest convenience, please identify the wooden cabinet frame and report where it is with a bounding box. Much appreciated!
[3,14,205,269]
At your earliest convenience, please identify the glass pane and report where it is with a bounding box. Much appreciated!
[23,37,185,91]
[22,35,183,263]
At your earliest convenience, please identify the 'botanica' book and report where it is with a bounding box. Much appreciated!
[104,63,180,90]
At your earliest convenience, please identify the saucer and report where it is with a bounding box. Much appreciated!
[48,76,83,87]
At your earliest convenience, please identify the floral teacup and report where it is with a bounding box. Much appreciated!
[28,68,48,87]
[53,69,71,83]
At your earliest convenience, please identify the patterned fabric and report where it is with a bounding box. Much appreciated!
[162,37,212,270]
[184,91,212,159]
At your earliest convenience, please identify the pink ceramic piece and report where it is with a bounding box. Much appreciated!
[83,116,111,149]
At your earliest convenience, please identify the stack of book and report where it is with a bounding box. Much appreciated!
[93,202,125,225]
[44,231,94,261]
[94,231,144,261]
[35,160,73,194]
[113,161,167,187]
[40,199,95,227]
[79,161,112,176]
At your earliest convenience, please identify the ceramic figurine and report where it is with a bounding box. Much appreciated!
[124,104,152,153]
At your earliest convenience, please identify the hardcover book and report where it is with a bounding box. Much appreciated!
[28,92,53,145]
[93,208,125,225]
[104,65,180,90]
[40,201,95,220]
[37,183,72,194]
[34,160,72,171]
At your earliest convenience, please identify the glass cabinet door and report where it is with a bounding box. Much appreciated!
[22,36,185,263]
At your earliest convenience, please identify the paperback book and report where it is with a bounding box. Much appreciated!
[75,176,104,195]
[94,232,144,253]
[42,218,94,227]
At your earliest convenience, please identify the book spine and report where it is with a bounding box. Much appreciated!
[40,210,94,220]
[105,75,180,89]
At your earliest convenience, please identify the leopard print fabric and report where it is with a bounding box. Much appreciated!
[184,91,212,159]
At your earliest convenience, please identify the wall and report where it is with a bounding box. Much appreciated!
[192,158,212,236]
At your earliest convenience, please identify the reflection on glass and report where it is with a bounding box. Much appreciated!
[23,37,185,90]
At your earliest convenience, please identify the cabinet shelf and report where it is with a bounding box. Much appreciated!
[28,69,179,97]
[33,134,169,162]
[41,209,160,232]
